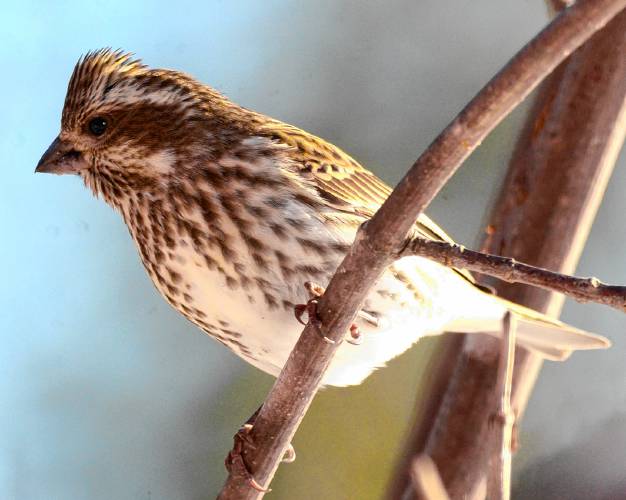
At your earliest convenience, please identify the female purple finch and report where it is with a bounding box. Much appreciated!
[36,50,608,387]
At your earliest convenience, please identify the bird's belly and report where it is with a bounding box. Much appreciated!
[149,241,310,377]
[143,225,486,386]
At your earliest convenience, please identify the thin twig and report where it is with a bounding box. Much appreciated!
[217,1,626,497]
[411,455,450,500]
[487,313,517,500]
[402,237,626,312]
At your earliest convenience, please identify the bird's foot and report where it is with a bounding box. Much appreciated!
[294,296,334,344]
[294,282,363,345]
[225,406,296,492]
[348,323,363,345]
[225,423,269,493]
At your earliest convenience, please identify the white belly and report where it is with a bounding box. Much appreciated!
[149,231,496,386]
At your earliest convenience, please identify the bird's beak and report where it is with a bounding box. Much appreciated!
[35,136,88,175]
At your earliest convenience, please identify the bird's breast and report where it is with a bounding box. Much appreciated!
[122,184,351,374]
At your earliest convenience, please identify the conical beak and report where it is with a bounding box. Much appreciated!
[35,137,88,175]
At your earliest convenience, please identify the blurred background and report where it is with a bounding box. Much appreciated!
[1,1,625,498]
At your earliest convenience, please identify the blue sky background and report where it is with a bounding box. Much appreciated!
[2,1,625,499]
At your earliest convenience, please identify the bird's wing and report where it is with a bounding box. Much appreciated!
[260,121,480,286]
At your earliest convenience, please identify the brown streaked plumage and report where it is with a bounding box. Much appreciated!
[36,49,609,387]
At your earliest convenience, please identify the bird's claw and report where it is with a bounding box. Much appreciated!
[281,443,297,463]
[294,282,364,345]
[294,282,335,344]
[347,323,363,345]
[225,424,269,493]
[298,298,336,344]
[304,281,325,298]
[294,281,365,345]
[294,298,332,342]
[225,408,296,492]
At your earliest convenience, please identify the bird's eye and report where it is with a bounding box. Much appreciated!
[88,117,108,136]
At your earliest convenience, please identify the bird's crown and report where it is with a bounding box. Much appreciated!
[62,49,149,127]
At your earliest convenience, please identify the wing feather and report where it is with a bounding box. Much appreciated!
[259,120,479,286]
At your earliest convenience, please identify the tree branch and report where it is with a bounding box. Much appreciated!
[402,237,626,312]
[217,1,626,497]
[388,5,626,499]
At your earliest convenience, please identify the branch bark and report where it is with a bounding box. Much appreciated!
[387,6,626,500]
[402,237,626,312]
[218,1,626,497]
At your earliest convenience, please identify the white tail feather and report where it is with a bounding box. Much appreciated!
[446,297,610,360]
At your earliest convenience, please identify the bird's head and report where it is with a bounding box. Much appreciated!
[36,49,250,204]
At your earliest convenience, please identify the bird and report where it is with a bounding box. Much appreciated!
[36,49,609,387]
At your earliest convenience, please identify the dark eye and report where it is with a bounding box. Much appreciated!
[88,117,108,136]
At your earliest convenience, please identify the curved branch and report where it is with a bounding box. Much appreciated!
[388,5,626,499]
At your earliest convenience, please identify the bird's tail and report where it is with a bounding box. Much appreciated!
[446,297,610,361]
